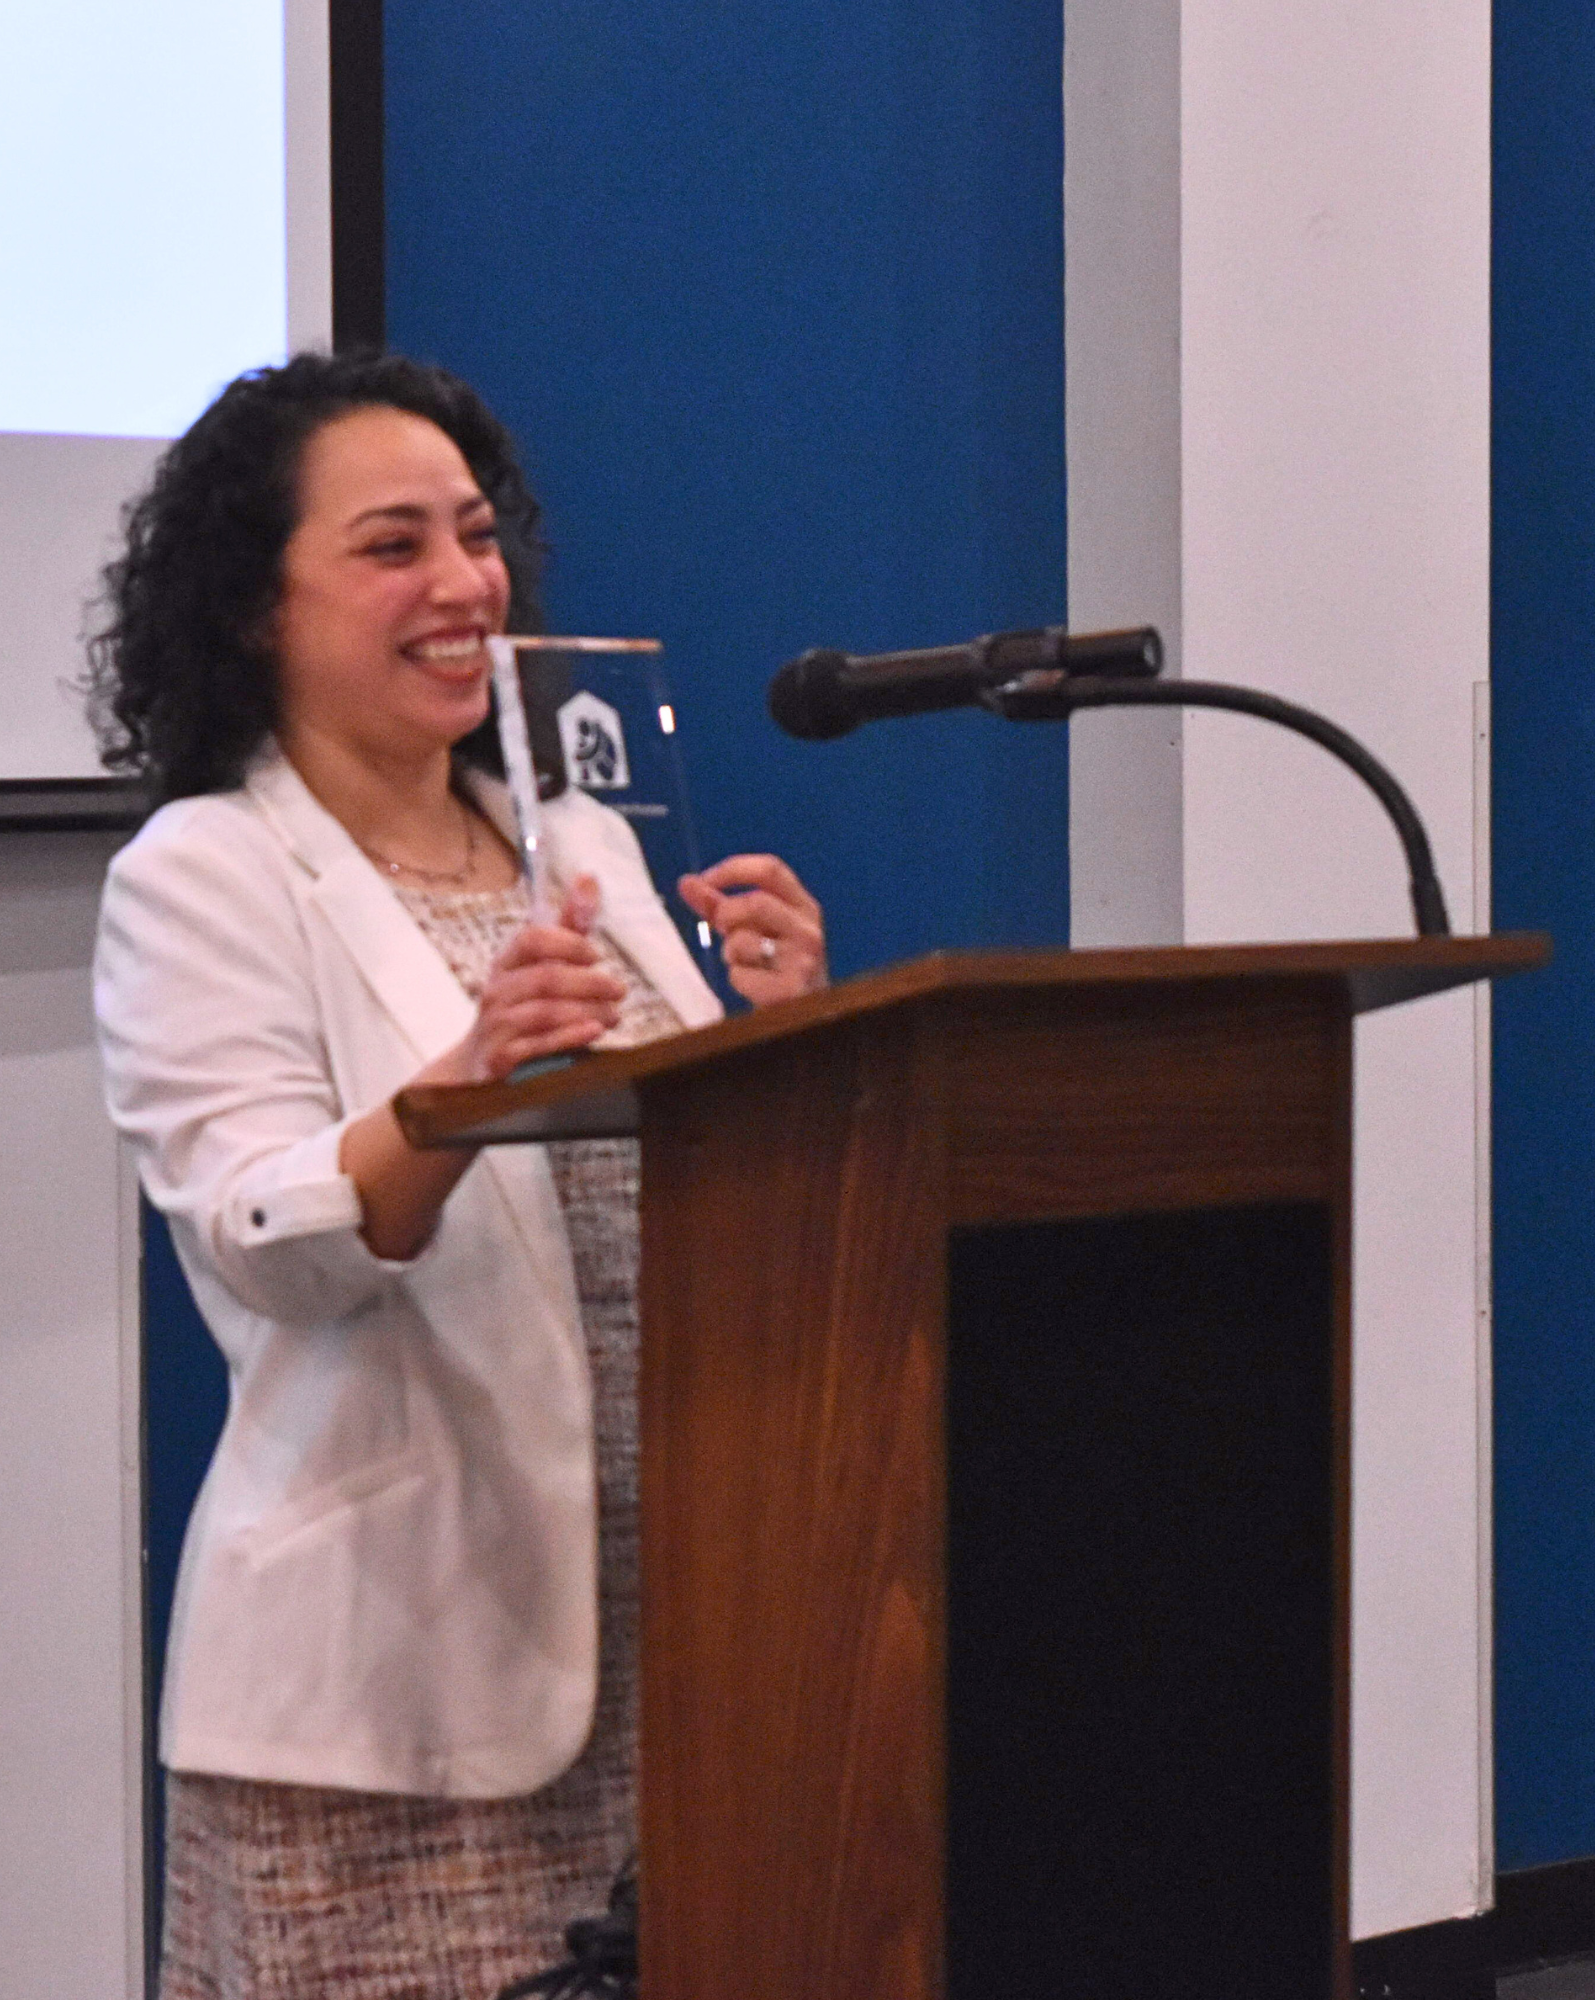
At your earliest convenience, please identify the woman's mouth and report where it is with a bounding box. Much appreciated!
[405,632,486,665]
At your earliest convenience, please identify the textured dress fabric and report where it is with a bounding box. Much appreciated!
[159,878,683,2000]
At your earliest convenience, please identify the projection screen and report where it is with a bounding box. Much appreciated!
[0,0,331,790]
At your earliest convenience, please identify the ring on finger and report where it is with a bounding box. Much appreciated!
[759,935,778,967]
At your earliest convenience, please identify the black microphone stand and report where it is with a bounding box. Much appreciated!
[981,671,1452,938]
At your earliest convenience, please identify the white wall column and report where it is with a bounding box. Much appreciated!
[1064,0,1184,948]
[1067,0,1492,1936]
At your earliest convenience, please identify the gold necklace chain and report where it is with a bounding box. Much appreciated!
[358,798,479,887]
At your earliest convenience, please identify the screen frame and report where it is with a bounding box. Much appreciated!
[0,0,379,831]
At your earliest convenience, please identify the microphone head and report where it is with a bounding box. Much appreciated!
[767,648,858,740]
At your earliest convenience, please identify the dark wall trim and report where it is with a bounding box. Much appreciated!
[1354,1912,1497,2000]
[1353,1857,1595,1998]
[1495,1854,1595,1971]
[330,0,384,350]
[0,778,148,833]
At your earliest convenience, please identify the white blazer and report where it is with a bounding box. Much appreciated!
[94,751,721,1797]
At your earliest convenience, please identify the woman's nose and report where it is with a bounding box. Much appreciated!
[428,537,493,603]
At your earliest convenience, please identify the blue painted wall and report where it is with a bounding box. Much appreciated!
[384,0,1069,978]
[1493,0,1595,1871]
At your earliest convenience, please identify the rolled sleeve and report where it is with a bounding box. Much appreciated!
[209,1117,436,1326]
[224,1124,364,1247]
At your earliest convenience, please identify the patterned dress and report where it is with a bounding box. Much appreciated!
[159,877,681,2000]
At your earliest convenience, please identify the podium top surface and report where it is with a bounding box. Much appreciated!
[395,932,1549,1149]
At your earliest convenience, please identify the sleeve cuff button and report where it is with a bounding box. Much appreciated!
[250,1209,266,1228]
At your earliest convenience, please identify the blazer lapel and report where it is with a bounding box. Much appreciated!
[246,753,475,1065]
[246,750,723,1072]
[594,879,724,1030]
[245,755,559,1310]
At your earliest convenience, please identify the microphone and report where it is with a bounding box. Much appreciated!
[767,625,1163,740]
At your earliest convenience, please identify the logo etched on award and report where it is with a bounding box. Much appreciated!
[559,690,630,789]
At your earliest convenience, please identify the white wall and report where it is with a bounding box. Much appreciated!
[1067,0,1493,1937]
[0,832,142,1997]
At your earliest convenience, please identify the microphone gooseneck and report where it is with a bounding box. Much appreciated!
[766,623,1451,938]
[985,673,1450,938]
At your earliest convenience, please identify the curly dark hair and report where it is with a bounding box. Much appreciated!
[86,349,549,804]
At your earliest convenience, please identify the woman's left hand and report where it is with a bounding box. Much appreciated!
[679,855,827,1005]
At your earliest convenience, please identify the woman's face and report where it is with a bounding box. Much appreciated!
[272,404,512,764]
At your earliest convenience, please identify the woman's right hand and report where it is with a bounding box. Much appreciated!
[428,880,626,1086]
[343,880,622,1258]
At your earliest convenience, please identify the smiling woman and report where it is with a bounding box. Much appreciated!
[272,407,512,787]
[86,351,825,2000]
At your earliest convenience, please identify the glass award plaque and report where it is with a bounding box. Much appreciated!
[487,635,729,1004]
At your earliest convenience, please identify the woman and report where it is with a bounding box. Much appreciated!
[90,350,825,1999]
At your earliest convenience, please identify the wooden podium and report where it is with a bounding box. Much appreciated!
[398,935,1546,2000]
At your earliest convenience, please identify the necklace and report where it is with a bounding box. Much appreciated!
[359,798,479,887]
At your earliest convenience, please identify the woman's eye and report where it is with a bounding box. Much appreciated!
[364,538,417,562]
[464,525,500,552]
